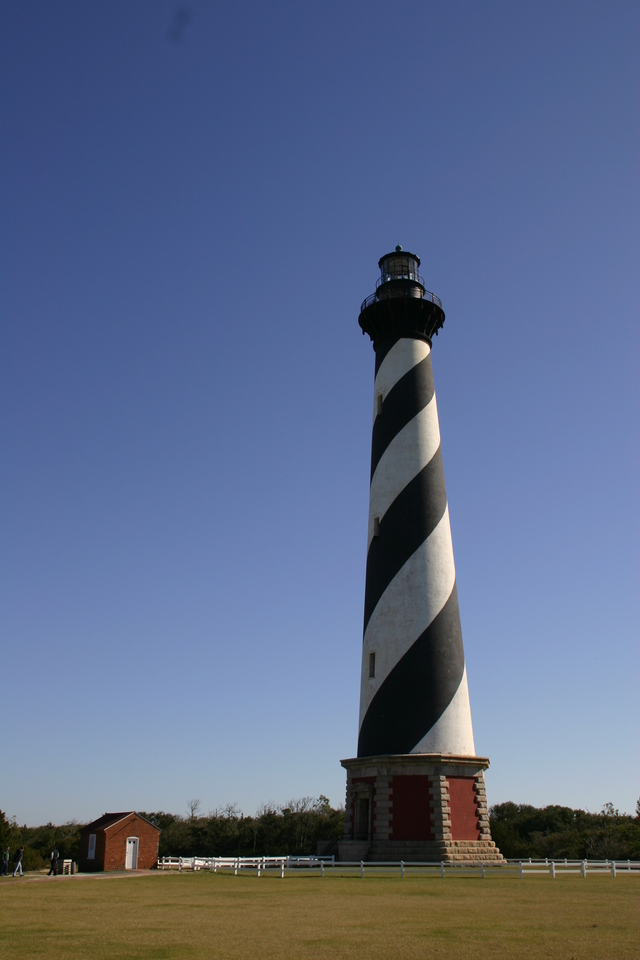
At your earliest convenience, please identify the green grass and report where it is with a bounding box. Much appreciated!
[0,871,638,959]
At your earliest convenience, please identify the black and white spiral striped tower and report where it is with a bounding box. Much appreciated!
[339,248,502,863]
[358,249,473,758]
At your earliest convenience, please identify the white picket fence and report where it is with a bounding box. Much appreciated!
[507,857,639,878]
[158,855,334,876]
[157,856,639,879]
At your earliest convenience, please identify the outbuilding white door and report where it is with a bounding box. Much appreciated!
[125,837,139,870]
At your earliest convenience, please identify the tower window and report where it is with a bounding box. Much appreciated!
[376,394,383,416]
[373,517,380,537]
[369,652,376,678]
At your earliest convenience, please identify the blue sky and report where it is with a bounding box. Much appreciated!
[2,0,638,826]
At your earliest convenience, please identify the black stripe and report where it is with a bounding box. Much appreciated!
[363,446,447,633]
[374,338,399,375]
[357,584,465,757]
[370,353,435,481]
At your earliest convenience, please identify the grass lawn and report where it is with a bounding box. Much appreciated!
[0,870,638,959]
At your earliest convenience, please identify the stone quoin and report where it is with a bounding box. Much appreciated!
[339,248,502,862]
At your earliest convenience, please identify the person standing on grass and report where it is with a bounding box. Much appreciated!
[13,847,24,877]
[48,846,59,876]
[1,847,9,876]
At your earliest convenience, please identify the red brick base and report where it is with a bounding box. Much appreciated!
[339,753,502,862]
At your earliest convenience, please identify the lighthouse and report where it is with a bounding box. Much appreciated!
[340,248,502,862]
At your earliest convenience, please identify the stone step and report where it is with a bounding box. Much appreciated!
[364,840,504,863]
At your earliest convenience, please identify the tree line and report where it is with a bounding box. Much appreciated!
[0,813,83,872]
[489,801,640,860]
[1,797,639,870]
[0,796,344,869]
[142,796,344,859]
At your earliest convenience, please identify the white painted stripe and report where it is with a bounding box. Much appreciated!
[359,506,456,727]
[372,339,430,422]
[412,665,475,755]
[367,394,441,551]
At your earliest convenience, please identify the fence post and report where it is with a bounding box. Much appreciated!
[612,862,616,879]
[440,862,444,879]
[518,861,523,879]
[581,860,586,878]
[178,858,182,873]
[281,861,284,879]
[550,861,555,879]
[360,861,364,879]
[481,862,485,879]
[401,861,404,879]
[320,861,324,878]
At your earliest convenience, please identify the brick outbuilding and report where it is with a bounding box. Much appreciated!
[79,812,160,872]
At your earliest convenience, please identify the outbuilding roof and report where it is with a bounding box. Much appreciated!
[81,812,160,832]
